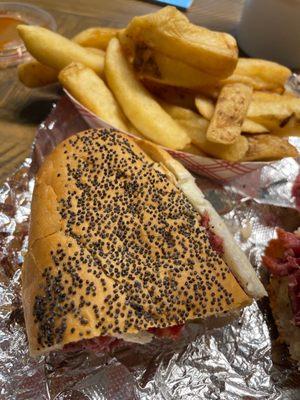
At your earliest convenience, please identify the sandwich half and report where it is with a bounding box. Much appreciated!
[23,128,266,356]
[263,228,300,363]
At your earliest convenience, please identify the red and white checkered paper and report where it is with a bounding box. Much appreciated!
[66,91,270,182]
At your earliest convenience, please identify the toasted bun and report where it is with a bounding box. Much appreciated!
[136,139,267,299]
[23,129,256,356]
[269,276,300,363]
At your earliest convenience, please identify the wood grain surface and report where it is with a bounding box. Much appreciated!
[0,0,244,184]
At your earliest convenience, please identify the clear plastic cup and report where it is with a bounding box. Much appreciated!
[0,2,57,68]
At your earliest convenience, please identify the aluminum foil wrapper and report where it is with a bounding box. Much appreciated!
[1,97,300,400]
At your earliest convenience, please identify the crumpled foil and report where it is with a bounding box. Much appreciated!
[1,97,300,400]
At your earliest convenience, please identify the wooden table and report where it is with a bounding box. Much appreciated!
[0,0,244,184]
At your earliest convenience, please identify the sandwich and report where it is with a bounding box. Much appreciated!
[23,128,266,356]
[262,228,300,363]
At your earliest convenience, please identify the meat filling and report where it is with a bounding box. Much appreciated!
[262,228,300,327]
[63,325,184,352]
[200,212,224,256]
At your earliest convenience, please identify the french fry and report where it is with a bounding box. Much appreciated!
[119,6,238,78]
[143,80,197,110]
[17,25,104,75]
[105,38,190,149]
[198,58,291,95]
[158,101,198,121]
[73,27,120,50]
[18,60,58,88]
[179,118,249,161]
[18,46,104,88]
[195,95,214,119]
[242,119,269,134]
[273,125,300,137]
[128,125,145,138]
[59,62,131,132]
[195,95,269,133]
[206,83,253,144]
[131,46,219,89]
[272,116,300,137]
[244,134,298,161]
[247,92,300,129]
[224,58,291,92]
[201,89,300,132]
[160,102,249,161]
[85,48,105,56]
[183,143,207,156]
[127,47,290,93]
[203,135,249,161]
[222,74,283,93]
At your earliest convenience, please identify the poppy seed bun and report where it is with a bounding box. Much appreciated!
[135,139,267,299]
[23,129,262,356]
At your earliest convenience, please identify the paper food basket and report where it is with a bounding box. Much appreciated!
[66,91,270,182]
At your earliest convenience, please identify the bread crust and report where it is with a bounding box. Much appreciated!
[23,129,261,356]
[136,139,267,298]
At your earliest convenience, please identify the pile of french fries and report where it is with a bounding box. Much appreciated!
[17,6,300,162]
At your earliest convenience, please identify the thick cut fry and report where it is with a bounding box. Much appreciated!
[273,125,300,137]
[203,134,249,162]
[222,74,283,93]
[85,47,105,56]
[132,47,289,92]
[132,46,219,88]
[128,125,145,138]
[183,143,207,156]
[18,48,104,88]
[179,118,249,162]
[199,58,291,95]
[158,101,198,121]
[195,95,214,119]
[272,117,300,137]
[247,92,300,129]
[105,38,190,149]
[119,6,238,78]
[73,27,120,50]
[207,83,253,144]
[225,58,291,92]
[195,95,269,133]
[17,25,104,75]
[18,60,58,88]
[241,119,269,134]
[160,102,249,161]
[143,80,197,110]
[244,134,298,161]
[59,62,131,132]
